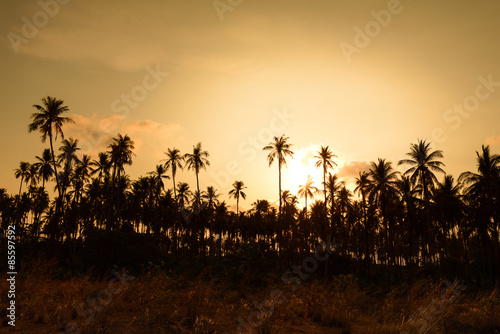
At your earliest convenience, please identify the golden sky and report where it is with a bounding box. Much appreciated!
[1,0,500,210]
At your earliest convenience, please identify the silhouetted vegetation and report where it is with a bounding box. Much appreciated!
[1,96,500,332]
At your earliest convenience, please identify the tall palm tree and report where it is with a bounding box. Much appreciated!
[398,140,445,264]
[355,171,372,272]
[176,182,192,209]
[368,158,399,268]
[28,96,73,200]
[228,181,247,215]
[163,148,184,201]
[298,175,318,215]
[203,186,220,211]
[459,145,500,245]
[34,149,54,189]
[14,162,31,197]
[108,134,135,183]
[148,164,169,197]
[184,143,210,209]
[91,152,111,181]
[262,135,294,216]
[314,146,337,212]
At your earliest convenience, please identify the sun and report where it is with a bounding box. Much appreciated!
[282,145,340,201]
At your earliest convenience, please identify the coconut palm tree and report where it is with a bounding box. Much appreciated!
[398,140,445,264]
[163,148,184,202]
[28,96,73,200]
[398,140,445,201]
[148,164,170,197]
[262,135,294,216]
[203,186,220,211]
[14,162,31,197]
[184,143,210,209]
[368,158,399,267]
[91,152,111,181]
[34,149,54,189]
[176,182,192,209]
[108,134,135,183]
[228,181,247,215]
[459,145,500,245]
[298,175,318,216]
[314,146,337,213]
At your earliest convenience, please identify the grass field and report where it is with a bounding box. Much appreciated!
[2,258,500,334]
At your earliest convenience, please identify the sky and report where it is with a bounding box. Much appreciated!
[1,0,500,211]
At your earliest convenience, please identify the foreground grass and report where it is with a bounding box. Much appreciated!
[1,260,500,334]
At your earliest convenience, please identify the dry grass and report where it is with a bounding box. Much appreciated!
[1,262,500,334]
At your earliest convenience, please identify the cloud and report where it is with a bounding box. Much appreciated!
[337,161,371,179]
[64,113,185,158]
[485,135,500,146]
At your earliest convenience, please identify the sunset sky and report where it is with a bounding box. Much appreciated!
[1,0,500,211]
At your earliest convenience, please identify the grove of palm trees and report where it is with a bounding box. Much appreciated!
[1,96,500,333]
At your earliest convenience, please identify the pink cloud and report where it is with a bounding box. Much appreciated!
[485,135,500,146]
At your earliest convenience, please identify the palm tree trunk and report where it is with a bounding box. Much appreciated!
[278,160,282,216]
[236,196,239,215]
[18,177,23,198]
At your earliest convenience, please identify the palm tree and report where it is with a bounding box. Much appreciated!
[108,134,135,183]
[91,152,111,181]
[398,140,445,202]
[28,96,73,200]
[184,143,210,209]
[34,149,54,189]
[459,145,500,245]
[176,182,192,209]
[398,140,445,264]
[148,164,169,197]
[298,175,318,216]
[262,135,294,216]
[163,148,184,202]
[203,186,220,211]
[355,171,373,272]
[14,162,31,197]
[314,146,337,213]
[368,158,399,267]
[228,181,247,215]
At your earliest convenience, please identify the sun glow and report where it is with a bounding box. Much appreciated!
[282,145,341,202]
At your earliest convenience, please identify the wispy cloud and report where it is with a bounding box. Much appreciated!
[337,160,371,179]
[64,114,185,158]
[485,135,500,146]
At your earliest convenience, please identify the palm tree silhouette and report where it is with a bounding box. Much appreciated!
[314,146,337,213]
[90,152,111,182]
[29,96,73,201]
[109,134,135,184]
[163,148,184,202]
[368,158,398,267]
[398,139,445,263]
[459,145,500,246]
[184,142,210,210]
[228,180,247,215]
[176,182,192,209]
[298,175,318,216]
[14,162,30,197]
[263,135,294,216]
[34,149,54,189]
